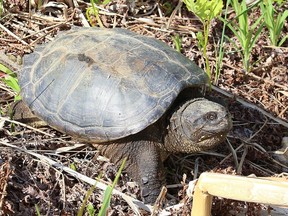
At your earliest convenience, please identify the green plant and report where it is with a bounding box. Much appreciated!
[162,2,174,16]
[260,0,288,46]
[183,0,223,85]
[86,0,112,27]
[223,0,264,73]
[214,0,230,84]
[0,0,3,17]
[37,0,43,10]
[0,63,21,101]
[69,162,77,171]
[274,0,285,6]
[98,157,126,216]
[35,204,41,216]
[172,34,182,52]
[77,177,98,216]
[77,158,127,216]
[87,202,96,216]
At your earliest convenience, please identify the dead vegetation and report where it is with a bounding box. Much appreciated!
[0,0,288,215]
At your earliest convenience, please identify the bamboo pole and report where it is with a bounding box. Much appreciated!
[191,173,288,216]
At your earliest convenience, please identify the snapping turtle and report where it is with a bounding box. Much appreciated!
[17,27,232,203]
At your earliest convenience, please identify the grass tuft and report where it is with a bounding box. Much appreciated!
[222,0,264,73]
[260,0,288,46]
[0,63,21,101]
[183,0,223,86]
[77,157,127,216]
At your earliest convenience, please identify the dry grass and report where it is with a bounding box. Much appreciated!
[0,1,287,215]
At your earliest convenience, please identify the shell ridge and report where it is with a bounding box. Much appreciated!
[117,32,204,85]
[56,64,90,114]
[32,49,67,86]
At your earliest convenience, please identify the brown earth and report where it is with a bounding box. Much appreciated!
[0,1,287,215]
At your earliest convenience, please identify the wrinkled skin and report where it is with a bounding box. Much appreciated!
[92,97,232,203]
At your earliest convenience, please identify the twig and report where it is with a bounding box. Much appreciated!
[0,140,152,213]
[10,20,54,40]
[249,72,288,91]
[0,116,54,137]
[248,117,268,141]
[226,138,239,169]
[243,141,267,152]
[152,186,167,216]
[237,145,248,174]
[211,85,288,128]
[269,157,288,171]
[0,23,30,48]
[72,1,90,27]
[246,159,275,175]
[220,143,244,165]
[166,0,183,29]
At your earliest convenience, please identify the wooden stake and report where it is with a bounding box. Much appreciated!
[191,172,288,216]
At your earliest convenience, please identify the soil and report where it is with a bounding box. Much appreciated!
[0,1,287,215]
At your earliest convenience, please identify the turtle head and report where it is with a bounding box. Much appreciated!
[164,98,232,153]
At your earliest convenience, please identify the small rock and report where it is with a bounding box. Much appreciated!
[271,137,288,170]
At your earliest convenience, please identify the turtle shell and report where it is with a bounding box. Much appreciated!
[19,27,208,142]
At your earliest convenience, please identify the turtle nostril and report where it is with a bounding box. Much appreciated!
[142,177,149,184]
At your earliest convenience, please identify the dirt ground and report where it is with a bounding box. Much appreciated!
[0,1,288,215]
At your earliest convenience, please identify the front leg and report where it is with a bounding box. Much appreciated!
[94,140,165,204]
[135,142,166,203]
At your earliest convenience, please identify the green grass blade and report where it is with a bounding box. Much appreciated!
[251,14,264,31]
[86,8,94,26]
[238,2,247,32]
[77,174,102,216]
[88,0,104,27]
[279,10,288,24]
[172,34,182,53]
[35,204,41,216]
[87,203,96,216]
[2,75,20,93]
[249,23,264,49]
[102,0,112,5]
[0,0,3,17]
[278,35,288,46]
[223,20,241,41]
[0,63,13,75]
[276,11,288,36]
[261,0,288,46]
[224,35,242,54]
[97,157,127,216]
[1,63,21,101]
[98,186,112,216]
[214,0,231,83]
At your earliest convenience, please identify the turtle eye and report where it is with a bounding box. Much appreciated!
[205,112,217,121]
